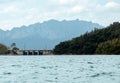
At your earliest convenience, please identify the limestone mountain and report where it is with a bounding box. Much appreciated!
[0,19,102,49]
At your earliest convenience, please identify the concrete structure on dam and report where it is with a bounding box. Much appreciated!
[16,50,53,55]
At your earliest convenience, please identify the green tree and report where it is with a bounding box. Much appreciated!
[54,41,70,54]
[95,39,120,54]
[11,43,16,49]
[10,43,19,54]
[0,43,8,54]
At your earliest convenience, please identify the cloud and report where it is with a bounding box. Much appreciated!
[0,0,120,30]
[105,1,120,8]
[0,0,16,3]
[52,0,79,4]
[0,5,19,14]
[95,1,120,12]
[71,6,84,13]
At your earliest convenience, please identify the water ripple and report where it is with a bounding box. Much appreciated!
[90,72,114,78]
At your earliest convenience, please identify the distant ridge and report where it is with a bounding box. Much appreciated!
[0,19,103,49]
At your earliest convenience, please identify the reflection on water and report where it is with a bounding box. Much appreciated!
[0,55,120,83]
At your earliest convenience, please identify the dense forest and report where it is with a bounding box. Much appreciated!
[53,22,120,55]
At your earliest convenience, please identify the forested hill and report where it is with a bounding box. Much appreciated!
[53,22,120,55]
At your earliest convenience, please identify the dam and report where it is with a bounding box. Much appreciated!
[17,50,53,55]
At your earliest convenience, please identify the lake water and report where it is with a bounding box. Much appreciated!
[0,55,120,83]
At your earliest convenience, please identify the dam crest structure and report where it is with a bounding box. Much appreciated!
[16,50,53,55]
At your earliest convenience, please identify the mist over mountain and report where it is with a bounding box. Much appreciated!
[0,19,103,50]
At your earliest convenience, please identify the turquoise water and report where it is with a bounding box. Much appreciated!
[0,55,120,83]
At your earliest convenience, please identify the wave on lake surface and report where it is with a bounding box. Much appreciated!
[0,55,120,83]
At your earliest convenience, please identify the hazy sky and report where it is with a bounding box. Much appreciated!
[0,0,120,30]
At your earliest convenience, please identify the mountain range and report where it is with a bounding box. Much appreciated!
[0,19,103,50]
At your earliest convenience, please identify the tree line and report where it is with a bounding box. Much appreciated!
[53,22,120,55]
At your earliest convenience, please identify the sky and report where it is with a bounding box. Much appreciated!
[0,0,120,30]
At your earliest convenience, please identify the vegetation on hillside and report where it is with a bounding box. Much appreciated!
[0,43,8,54]
[96,38,120,54]
[53,22,120,55]
[0,43,19,55]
